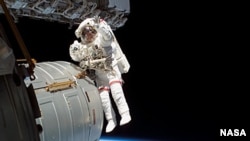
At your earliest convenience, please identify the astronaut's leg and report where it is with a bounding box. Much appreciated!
[99,87,117,133]
[109,80,131,126]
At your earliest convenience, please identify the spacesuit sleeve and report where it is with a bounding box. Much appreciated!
[97,27,112,41]
[96,21,113,41]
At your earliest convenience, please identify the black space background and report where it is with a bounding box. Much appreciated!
[1,1,249,141]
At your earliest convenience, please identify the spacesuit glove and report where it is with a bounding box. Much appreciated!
[70,40,81,50]
[93,15,100,29]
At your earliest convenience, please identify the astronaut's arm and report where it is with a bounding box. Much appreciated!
[69,40,85,62]
[92,16,112,41]
[96,25,113,41]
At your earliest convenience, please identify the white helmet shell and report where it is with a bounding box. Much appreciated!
[75,18,96,38]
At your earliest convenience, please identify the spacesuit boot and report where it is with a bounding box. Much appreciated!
[120,111,131,126]
[106,118,117,133]
[99,89,117,133]
[109,80,131,126]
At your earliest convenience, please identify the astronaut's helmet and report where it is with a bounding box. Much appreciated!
[82,25,97,43]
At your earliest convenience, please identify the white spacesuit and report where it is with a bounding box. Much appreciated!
[0,37,15,75]
[69,17,131,133]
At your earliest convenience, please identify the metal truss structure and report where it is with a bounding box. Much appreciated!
[0,0,130,29]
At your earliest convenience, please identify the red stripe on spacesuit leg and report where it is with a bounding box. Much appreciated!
[109,80,122,86]
[98,86,110,92]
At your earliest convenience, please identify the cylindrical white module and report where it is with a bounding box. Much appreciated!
[24,61,104,141]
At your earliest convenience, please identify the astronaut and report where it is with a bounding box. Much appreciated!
[0,37,15,75]
[69,17,131,133]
